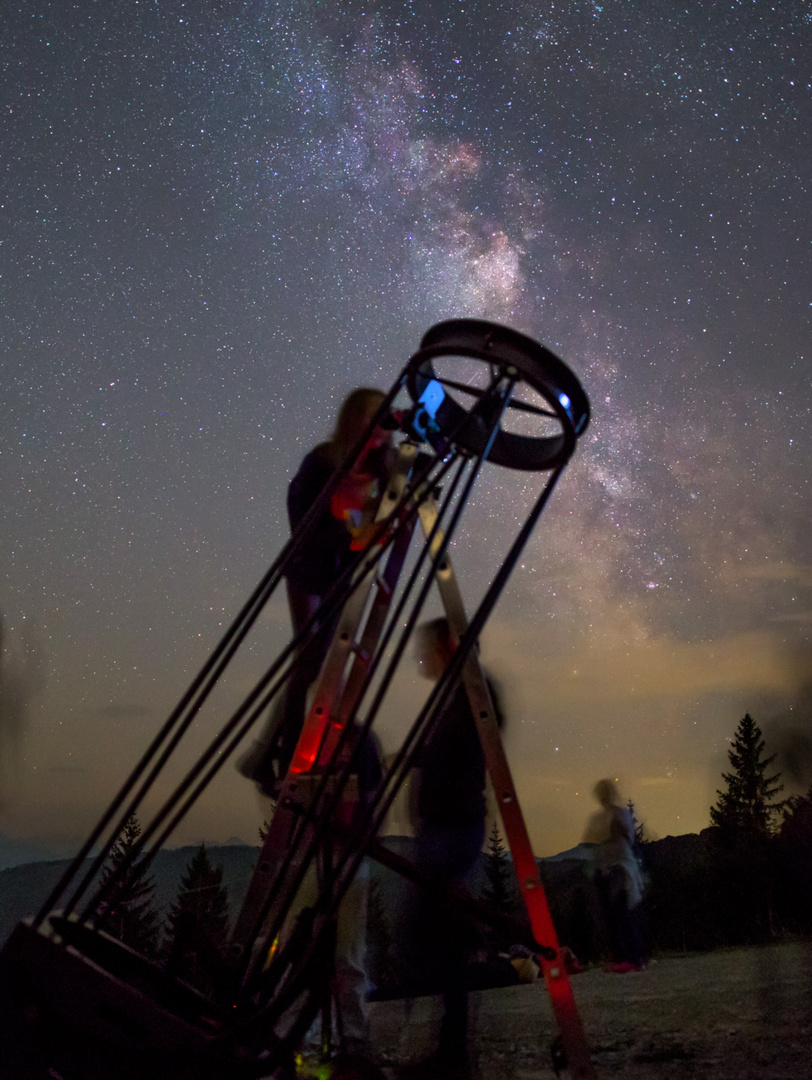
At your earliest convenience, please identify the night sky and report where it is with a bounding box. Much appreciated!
[2,1,810,864]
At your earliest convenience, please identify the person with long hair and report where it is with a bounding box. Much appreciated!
[239,388,392,794]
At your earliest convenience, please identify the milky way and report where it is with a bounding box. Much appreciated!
[2,1,810,859]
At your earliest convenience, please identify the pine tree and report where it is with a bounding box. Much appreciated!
[482,820,513,912]
[710,713,785,836]
[97,813,160,956]
[627,798,648,846]
[164,845,230,994]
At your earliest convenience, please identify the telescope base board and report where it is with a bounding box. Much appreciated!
[0,918,251,1080]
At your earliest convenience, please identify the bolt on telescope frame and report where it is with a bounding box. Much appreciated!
[0,319,593,1080]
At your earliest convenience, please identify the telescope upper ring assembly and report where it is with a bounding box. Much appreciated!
[405,318,590,471]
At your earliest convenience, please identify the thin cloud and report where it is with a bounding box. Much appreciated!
[93,704,153,722]
[769,610,812,625]
[487,619,794,709]
[736,562,812,587]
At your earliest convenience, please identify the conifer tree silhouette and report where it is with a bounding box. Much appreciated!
[97,813,160,957]
[482,820,513,911]
[707,714,786,943]
[164,845,230,994]
[711,713,785,835]
[626,798,648,846]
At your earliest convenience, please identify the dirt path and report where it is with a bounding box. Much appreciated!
[367,942,812,1078]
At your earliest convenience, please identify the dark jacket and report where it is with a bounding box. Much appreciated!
[416,679,503,828]
[285,445,354,596]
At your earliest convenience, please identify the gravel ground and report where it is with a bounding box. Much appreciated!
[366,941,812,1079]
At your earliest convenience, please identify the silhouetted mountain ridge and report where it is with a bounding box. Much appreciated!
[0,831,732,954]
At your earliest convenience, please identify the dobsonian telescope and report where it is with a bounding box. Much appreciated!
[0,319,596,1079]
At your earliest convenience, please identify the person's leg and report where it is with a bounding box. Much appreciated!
[333,858,371,1051]
[595,869,623,963]
[417,823,484,1067]
[238,584,332,792]
[615,895,645,968]
[601,866,643,968]
[274,583,332,775]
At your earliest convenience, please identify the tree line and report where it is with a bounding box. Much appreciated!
[95,815,230,995]
[642,711,812,953]
[95,710,812,993]
[543,712,812,961]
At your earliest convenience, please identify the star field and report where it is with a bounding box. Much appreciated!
[1,1,810,859]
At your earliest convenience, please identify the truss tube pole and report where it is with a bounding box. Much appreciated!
[231,413,508,980]
[34,381,409,928]
[291,441,424,777]
[228,452,432,968]
[276,414,491,838]
[236,399,511,1011]
[326,454,567,936]
[32,550,289,925]
[323,460,598,1080]
[157,447,457,876]
[318,449,470,779]
[226,455,459,972]
[233,369,516,955]
[73,431,426,925]
[256,383,569,969]
[461,463,598,1080]
[302,461,470,864]
[77,401,464,925]
[70,531,381,925]
[299,450,469,793]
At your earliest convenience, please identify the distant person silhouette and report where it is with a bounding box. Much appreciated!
[583,778,645,972]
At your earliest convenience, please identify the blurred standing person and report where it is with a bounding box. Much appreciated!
[583,778,646,972]
[405,617,502,1080]
[239,388,392,795]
